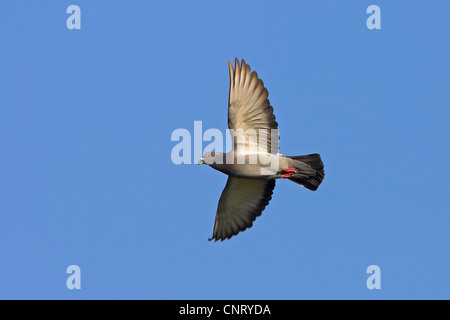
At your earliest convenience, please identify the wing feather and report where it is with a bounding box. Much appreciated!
[228,59,279,153]
[210,177,276,241]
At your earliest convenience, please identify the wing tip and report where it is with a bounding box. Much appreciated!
[228,59,233,69]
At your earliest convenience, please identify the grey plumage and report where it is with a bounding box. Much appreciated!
[199,58,325,241]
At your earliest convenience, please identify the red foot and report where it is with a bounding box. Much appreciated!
[280,167,297,178]
[281,173,294,178]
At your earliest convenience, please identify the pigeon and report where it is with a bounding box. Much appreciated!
[198,58,324,241]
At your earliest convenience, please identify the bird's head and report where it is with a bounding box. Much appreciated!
[197,151,224,166]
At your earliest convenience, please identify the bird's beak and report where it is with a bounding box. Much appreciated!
[197,158,205,165]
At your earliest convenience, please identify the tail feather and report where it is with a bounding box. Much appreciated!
[288,153,324,191]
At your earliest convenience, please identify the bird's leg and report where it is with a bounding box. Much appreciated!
[280,167,297,178]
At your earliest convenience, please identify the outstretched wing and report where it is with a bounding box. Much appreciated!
[210,177,276,241]
[228,58,279,154]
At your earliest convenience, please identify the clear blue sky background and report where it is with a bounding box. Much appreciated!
[0,1,449,300]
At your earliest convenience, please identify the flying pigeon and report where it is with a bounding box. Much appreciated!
[198,58,325,241]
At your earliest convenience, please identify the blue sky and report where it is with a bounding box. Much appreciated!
[0,1,449,299]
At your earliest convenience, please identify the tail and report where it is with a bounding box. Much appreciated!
[287,153,324,191]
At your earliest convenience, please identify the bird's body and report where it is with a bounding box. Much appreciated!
[203,152,317,181]
[199,59,325,241]
[203,151,282,179]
